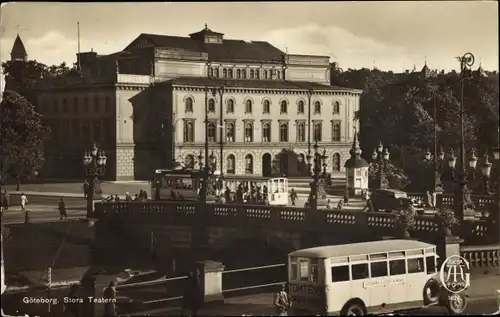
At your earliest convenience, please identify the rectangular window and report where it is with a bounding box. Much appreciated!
[299,260,309,281]
[331,265,350,282]
[370,261,388,278]
[389,259,406,276]
[407,258,425,274]
[351,263,369,280]
[425,256,436,274]
[290,262,298,280]
[332,121,341,142]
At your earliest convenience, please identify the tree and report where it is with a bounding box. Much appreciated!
[0,90,48,190]
[368,160,409,190]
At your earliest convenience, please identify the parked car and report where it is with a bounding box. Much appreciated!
[371,189,424,214]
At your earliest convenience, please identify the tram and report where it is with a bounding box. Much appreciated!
[267,177,289,206]
[151,168,202,201]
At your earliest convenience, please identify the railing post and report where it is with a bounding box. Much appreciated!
[196,260,225,304]
[436,232,464,268]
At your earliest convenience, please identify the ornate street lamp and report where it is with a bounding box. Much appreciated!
[321,148,328,176]
[467,149,478,192]
[482,153,493,194]
[371,141,390,189]
[83,143,107,217]
[211,85,225,181]
[308,141,322,211]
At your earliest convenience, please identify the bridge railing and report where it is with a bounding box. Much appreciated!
[112,263,286,314]
[460,244,500,272]
[93,200,492,245]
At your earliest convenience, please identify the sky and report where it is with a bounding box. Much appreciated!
[0,1,498,73]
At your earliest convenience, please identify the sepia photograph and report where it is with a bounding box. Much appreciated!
[0,1,499,316]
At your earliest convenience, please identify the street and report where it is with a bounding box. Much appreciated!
[1,205,87,225]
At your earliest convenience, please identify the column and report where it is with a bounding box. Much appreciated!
[196,260,225,304]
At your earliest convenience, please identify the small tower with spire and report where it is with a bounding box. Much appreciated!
[10,34,28,62]
[344,128,370,196]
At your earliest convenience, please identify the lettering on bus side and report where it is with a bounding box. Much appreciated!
[363,277,405,288]
[289,283,325,296]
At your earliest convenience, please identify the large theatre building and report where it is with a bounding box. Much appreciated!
[33,25,361,181]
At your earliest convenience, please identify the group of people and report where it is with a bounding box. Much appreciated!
[102,190,149,203]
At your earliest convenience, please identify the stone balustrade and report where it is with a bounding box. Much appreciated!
[93,200,493,245]
[460,244,500,271]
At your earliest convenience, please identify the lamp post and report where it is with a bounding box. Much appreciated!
[211,85,225,187]
[83,143,107,217]
[306,88,314,175]
[371,141,390,189]
[309,141,322,211]
[168,117,184,168]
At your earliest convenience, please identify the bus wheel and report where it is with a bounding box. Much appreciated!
[423,279,441,304]
[343,303,365,316]
[446,293,468,315]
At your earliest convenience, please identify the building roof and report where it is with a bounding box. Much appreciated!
[289,240,435,258]
[168,77,361,92]
[11,34,27,57]
[125,31,285,63]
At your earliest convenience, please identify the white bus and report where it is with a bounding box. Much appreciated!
[288,240,466,316]
[267,177,288,206]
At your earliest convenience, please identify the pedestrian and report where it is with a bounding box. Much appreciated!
[3,190,9,211]
[362,194,374,212]
[343,188,349,205]
[133,194,140,201]
[125,192,133,202]
[83,180,90,199]
[20,192,28,211]
[337,199,344,210]
[181,269,203,317]
[273,284,291,316]
[114,194,120,202]
[289,188,298,206]
[58,197,67,220]
[103,280,117,317]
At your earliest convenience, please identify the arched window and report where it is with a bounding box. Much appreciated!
[214,68,219,77]
[255,70,260,79]
[263,70,268,79]
[208,122,217,142]
[83,97,89,113]
[245,154,253,174]
[226,154,236,174]
[183,121,194,142]
[222,69,227,78]
[228,69,233,78]
[185,154,195,168]
[262,122,271,142]
[263,100,270,114]
[314,101,321,114]
[333,101,340,114]
[297,100,305,114]
[185,97,193,113]
[208,68,214,77]
[250,69,255,79]
[332,121,341,141]
[226,99,234,113]
[332,153,341,172]
[279,122,288,142]
[73,97,79,113]
[297,122,306,142]
[314,122,322,142]
[242,69,247,79]
[280,100,288,114]
[236,69,241,79]
[208,99,216,113]
[94,96,100,112]
[226,122,235,142]
[244,122,253,142]
[277,70,281,79]
[245,100,253,113]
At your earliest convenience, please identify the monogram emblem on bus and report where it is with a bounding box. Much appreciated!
[439,255,471,294]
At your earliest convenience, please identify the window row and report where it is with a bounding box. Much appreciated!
[184,97,342,115]
[183,120,342,143]
[208,67,284,80]
[41,96,113,114]
[330,256,436,283]
[45,119,114,144]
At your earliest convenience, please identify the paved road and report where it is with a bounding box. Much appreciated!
[1,205,87,224]
[130,295,500,316]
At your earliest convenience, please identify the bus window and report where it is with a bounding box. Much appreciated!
[370,261,388,278]
[425,256,436,274]
[299,260,309,281]
[351,263,369,280]
[310,259,319,283]
[407,258,424,274]
[331,265,350,283]
[389,259,406,275]
[290,257,298,280]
